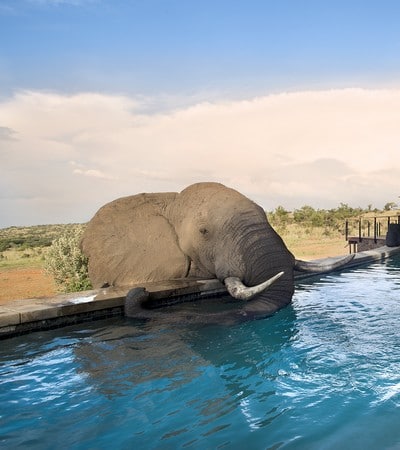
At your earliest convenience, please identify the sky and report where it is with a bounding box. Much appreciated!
[1,0,400,227]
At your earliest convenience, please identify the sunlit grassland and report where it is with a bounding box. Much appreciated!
[278,225,347,259]
[0,248,48,270]
[0,224,82,271]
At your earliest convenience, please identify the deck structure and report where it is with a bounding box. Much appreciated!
[346,214,400,253]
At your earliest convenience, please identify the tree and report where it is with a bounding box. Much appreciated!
[268,206,290,230]
[293,205,324,228]
[384,202,397,211]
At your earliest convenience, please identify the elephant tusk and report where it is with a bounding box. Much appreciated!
[224,271,284,301]
[294,254,355,273]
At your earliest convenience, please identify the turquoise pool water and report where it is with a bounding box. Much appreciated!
[1,257,400,449]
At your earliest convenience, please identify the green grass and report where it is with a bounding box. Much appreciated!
[0,248,47,270]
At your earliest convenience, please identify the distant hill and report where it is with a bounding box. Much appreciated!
[0,224,85,252]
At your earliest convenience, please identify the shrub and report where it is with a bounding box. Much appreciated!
[45,225,92,293]
[268,205,291,231]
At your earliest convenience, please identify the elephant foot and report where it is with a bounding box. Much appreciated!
[124,287,150,318]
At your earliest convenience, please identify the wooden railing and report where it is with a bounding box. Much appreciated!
[345,215,400,243]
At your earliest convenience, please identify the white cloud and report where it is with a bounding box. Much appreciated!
[73,167,117,180]
[1,88,400,226]
[0,126,17,141]
[73,168,105,178]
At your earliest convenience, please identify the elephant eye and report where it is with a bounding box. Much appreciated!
[199,227,209,236]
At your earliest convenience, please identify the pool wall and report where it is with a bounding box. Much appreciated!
[1,245,400,339]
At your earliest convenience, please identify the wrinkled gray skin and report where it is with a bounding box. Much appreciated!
[81,182,349,321]
[170,182,295,319]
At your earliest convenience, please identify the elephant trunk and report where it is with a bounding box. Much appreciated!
[214,209,295,317]
[294,254,355,273]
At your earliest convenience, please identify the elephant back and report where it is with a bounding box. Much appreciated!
[81,192,190,288]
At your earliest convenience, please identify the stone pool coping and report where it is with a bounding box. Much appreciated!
[1,245,400,339]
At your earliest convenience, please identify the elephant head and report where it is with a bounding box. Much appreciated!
[81,182,352,321]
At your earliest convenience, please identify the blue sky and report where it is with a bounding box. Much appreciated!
[1,0,400,226]
[2,0,400,97]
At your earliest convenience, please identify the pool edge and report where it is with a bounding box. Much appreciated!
[1,246,400,338]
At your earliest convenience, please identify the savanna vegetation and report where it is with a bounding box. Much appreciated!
[0,224,91,298]
[268,203,399,257]
[0,201,399,299]
[0,224,84,270]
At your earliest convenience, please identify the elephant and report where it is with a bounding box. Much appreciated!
[80,182,353,321]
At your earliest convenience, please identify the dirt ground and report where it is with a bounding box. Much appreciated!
[0,268,57,305]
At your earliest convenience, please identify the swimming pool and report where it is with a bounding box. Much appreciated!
[1,256,399,449]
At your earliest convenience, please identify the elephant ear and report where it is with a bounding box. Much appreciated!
[81,192,189,288]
